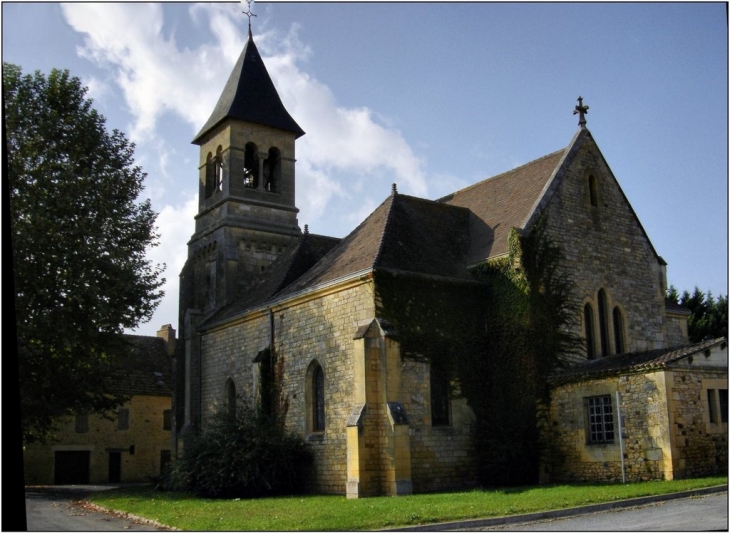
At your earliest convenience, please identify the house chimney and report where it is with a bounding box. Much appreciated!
[156,324,177,355]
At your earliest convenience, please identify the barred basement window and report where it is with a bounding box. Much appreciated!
[586,395,614,444]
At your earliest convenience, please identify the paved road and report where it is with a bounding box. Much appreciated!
[460,492,728,531]
[25,486,170,532]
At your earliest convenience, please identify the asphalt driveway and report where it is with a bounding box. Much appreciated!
[24,485,170,531]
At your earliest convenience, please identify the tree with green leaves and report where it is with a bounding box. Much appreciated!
[667,285,728,342]
[5,63,165,444]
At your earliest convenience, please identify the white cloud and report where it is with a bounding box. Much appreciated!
[62,3,431,333]
[132,194,198,336]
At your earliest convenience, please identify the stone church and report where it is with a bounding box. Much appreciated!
[174,29,727,497]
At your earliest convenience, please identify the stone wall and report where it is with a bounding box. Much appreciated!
[200,281,375,494]
[668,369,728,478]
[401,360,477,492]
[546,367,727,483]
[23,395,172,485]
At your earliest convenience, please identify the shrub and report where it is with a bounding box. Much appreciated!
[163,400,311,498]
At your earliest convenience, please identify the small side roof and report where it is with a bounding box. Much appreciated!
[192,30,304,145]
[550,337,728,385]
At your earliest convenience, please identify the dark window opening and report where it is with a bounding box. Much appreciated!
[75,413,89,434]
[430,364,450,426]
[117,408,129,430]
[265,147,281,192]
[313,365,325,432]
[226,379,236,419]
[215,146,223,192]
[584,304,596,360]
[163,409,172,431]
[243,142,259,188]
[597,289,609,357]
[613,307,624,354]
[589,174,599,207]
[205,153,215,198]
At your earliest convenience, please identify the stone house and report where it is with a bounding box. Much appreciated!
[23,325,175,485]
[174,30,727,497]
[546,337,727,483]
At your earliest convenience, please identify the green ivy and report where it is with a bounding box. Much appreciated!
[374,215,580,486]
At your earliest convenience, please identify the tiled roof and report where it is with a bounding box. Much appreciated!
[192,31,304,144]
[665,300,691,315]
[439,148,568,264]
[549,338,727,384]
[106,335,172,397]
[275,193,473,300]
[204,232,340,327]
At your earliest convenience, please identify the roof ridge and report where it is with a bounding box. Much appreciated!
[372,193,398,268]
[437,147,568,203]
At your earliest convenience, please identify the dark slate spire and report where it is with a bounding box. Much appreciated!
[192,31,305,144]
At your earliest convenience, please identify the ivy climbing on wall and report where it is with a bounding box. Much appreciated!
[374,214,581,487]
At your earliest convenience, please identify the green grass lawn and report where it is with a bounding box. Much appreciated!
[88,477,727,531]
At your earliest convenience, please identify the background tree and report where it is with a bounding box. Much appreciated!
[667,285,728,342]
[5,63,165,444]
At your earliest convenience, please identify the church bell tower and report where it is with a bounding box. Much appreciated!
[174,25,305,447]
[185,27,305,315]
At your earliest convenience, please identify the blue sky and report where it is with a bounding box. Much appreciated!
[3,2,727,337]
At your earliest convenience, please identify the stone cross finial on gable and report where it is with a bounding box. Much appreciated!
[574,96,589,127]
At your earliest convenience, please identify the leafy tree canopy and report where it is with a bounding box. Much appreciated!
[667,285,728,343]
[5,63,165,444]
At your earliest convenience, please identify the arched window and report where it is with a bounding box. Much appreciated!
[265,147,281,192]
[243,142,259,188]
[588,174,599,207]
[313,365,325,432]
[205,152,215,198]
[584,303,596,360]
[430,364,450,426]
[215,146,224,192]
[597,289,610,357]
[613,307,625,354]
[226,378,236,419]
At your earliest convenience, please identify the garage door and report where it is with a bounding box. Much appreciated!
[54,451,90,485]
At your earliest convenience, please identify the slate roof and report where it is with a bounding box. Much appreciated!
[106,335,172,397]
[549,337,727,385]
[439,148,567,264]
[192,30,304,144]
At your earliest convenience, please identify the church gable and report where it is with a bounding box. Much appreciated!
[538,129,669,355]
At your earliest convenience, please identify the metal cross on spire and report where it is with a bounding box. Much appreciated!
[573,96,589,128]
[242,0,256,34]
